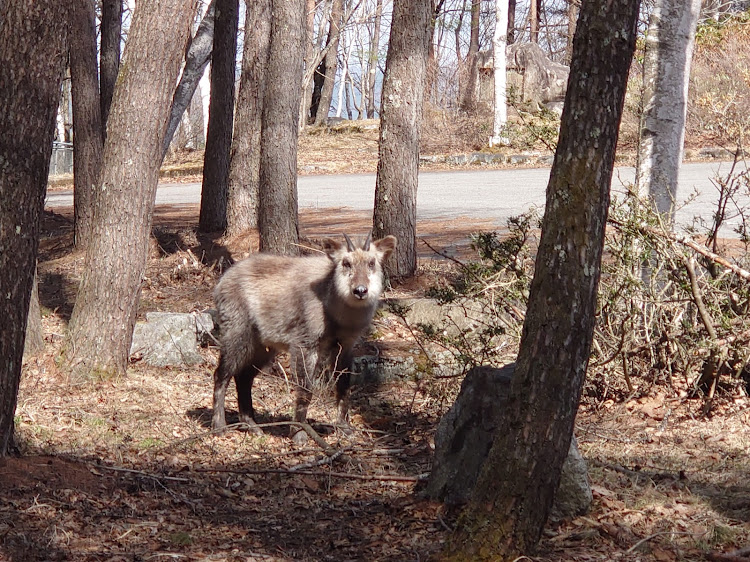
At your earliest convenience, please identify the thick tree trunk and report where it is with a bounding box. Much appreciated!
[366,0,384,119]
[636,0,701,222]
[70,0,104,250]
[199,0,239,232]
[258,0,305,254]
[530,0,540,43]
[162,0,216,160]
[372,0,432,278]
[507,0,516,43]
[0,0,67,457]
[442,0,640,559]
[99,0,122,128]
[64,0,195,379]
[226,0,271,236]
[460,0,481,112]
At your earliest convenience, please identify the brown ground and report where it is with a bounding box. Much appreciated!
[5,133,750,561]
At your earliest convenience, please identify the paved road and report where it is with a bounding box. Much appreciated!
[45,161,749,235]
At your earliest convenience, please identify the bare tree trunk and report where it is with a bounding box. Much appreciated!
[530,0,540,43]
[442,0,640,558]
[314,0,345,125]
[226,0,271,236]
[0,0,67,456]
[300,0,317,128]
[64,0,195,379]
[460,0,481,111]
[372,0,432,278]
[258,0,305,254]
[162,0,216,159]
[366,0,384,118]
[566,0,578,64]
[99,0,122,128]
[199,0,239,232]
[508,0,516,43]
[70,0,104,250]
[636,0,701,222]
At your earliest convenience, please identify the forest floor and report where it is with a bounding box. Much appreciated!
[4,128,750,561]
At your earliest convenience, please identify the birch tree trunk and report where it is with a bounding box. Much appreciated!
[489,0,509,146]
[636,0,701,222]
[0,0,67,456]
[442,0,640,557]
[366,0,384,118]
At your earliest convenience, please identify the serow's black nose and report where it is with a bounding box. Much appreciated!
[353,285,368,299]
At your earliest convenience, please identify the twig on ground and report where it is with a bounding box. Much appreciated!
[193,466,429,482]
[626,530,705,554]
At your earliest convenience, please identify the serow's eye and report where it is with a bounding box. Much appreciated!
[342,259,352,269]
[368,259,376,270]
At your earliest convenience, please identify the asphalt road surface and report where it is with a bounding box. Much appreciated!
[45,161,749,236]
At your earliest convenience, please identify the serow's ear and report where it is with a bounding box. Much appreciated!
[321,238,343,259]
[373,235,397,259]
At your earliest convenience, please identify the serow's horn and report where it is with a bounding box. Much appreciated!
[363,230,372,251]
[343,233,355,252]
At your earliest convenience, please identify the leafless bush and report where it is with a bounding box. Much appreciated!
[401,163,750,412]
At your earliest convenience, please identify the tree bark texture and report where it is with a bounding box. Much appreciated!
[442,0,640,558]
[199,0,239,232]
[636,0,701,222]
[226,0,271,236]
[300,0,317,127]
[529,0,540,43]
[70,0,104,250]
[459,0,480,111]
[258,0,305,255]
[162,0,216,159]
[64,0,195,379]
[0,0,67,456]
[372,0,432,278]
[507,0,516,43]
[99,0,122,128]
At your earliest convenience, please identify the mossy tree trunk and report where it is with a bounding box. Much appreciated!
[441,0,641,559]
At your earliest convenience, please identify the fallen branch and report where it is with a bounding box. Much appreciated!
[193,466,429,482]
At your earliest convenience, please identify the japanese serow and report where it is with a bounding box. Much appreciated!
[211,232,397,443]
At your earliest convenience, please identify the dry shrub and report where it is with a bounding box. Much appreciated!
[688,11,750,148]
[420,102,494,154]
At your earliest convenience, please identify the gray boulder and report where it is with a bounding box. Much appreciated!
[130,312,213,367]
[426,364,592,521]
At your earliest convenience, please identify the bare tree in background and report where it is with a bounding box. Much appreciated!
[70,0,104,250]
[489,0,509,146]
[372,0,432,278]
[314,0,345,124]
[442,0,640,558]
[64,0,196,379]
[163,1,216,159]
[199,0,239,232]
[226,0,271,236]
[0,0,67,457]
[258,0,306,254]
[459,0,480,111]
[366,0,385,118]
[100,0,122,128]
